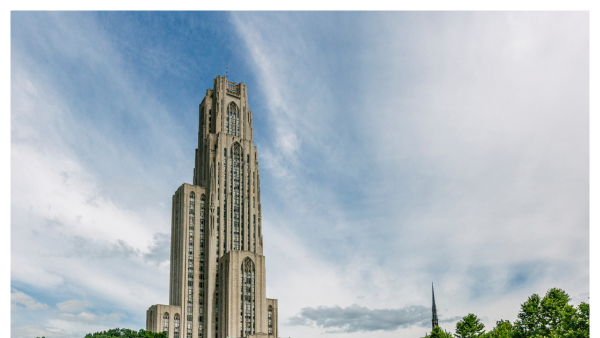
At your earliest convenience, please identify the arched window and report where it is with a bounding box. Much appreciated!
[227,102,240,137]
[174,314,180,338]
[240,258,255,337]
[268,306,273,334]
[163,313,169,333]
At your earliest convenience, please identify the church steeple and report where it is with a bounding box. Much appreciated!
[432,283,439,329]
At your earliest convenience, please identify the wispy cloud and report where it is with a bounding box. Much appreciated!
[144,233,171,266]
[231,11,588,337]
[11,289,49,312]
[56,300,93,313]
[11,12,189,336]
[11,325,69,338]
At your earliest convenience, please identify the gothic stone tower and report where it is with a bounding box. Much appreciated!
[146,76,279,338]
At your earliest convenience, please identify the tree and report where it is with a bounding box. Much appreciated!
[83,328,167,338]
[554,301,589,338]
[512,292,543,338]
[487,320,513,338]
[455,313,486,338]
[540,288,571,334]
[513,288,589,338]
[424,326,454,338]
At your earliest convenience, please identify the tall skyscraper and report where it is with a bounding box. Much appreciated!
[146,76,279,338]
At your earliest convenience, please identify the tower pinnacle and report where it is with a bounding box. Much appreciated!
[432,283,439,329]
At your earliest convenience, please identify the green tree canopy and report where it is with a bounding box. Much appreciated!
[455,313,486,338]
[512,288,588,338]
[424,325,454,338]
[487,320,513,338]
[552,301,589,338]
[83,328,167,338]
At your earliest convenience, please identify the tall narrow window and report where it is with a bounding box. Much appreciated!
[198,194,206,338]
[247,162,250,251]
[187,192,195,338]
[240,258,255,337]
[174,314,180,338]
[224,148,228,252]
[163,313,169,333]
[233,144,242,250]
[227,103,240,137]
[216,207,221,257]
[268,306,273,335]
[215,270,219,338]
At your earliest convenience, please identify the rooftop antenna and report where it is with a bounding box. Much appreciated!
[226,64,228,78]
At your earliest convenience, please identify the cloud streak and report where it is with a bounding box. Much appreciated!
[289,304,431,333]
[232,11,588,337]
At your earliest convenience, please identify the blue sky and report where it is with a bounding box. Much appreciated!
[10,11,589,338]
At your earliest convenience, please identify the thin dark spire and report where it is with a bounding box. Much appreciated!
[432,282,439,329]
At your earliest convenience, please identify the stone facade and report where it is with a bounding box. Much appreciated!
[147,76,279,338]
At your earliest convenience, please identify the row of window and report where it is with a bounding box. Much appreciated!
[187,193,196,338]
[163,313,180,337]
[199,195,206,338]
[222,144,258,254]
[268,306,273,334]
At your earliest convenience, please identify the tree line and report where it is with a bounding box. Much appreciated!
[37,328,167,338]
[425,288,589,338]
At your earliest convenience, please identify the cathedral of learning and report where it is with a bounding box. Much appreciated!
[146,76,279,338]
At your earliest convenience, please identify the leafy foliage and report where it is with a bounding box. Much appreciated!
[83,328,168,338]
[487,320,513,338]
[512,288,589,338]
[422,288,588,338]
[424,288,589,338]
[424,326,454,338]
[455,313,486,338]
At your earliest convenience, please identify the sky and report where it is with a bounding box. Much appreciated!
[10,11,589,338]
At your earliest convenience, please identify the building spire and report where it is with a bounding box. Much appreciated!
[432,282,439,329]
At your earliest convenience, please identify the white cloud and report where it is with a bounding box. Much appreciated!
[56,300,93,313]
[11,325,69,338]
[232,12,588,338]
[58,312,100,323]
[55,311,124,324]
[11,289,49,312]
[11,12,179,337]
